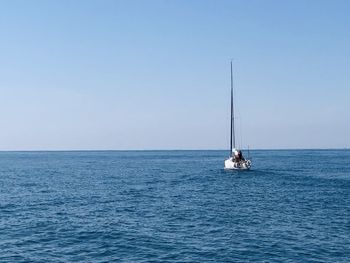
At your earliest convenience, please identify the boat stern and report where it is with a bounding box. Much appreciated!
[224,158,251,170]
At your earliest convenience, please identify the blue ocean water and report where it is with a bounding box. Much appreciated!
[0,150,349,262]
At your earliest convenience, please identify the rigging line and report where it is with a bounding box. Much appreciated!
[239,114,243,150]
[230,60,236,151]
[230,61,233,155]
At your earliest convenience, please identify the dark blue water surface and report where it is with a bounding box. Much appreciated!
[0,150,349,262]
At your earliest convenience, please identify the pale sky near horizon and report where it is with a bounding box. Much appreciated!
[0,0,349,150]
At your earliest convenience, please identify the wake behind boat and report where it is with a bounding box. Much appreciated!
[224,61,252,170]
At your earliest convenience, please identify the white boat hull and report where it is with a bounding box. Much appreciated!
[224,158,251,170]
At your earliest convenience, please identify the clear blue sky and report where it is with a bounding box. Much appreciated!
[0,0,349,150]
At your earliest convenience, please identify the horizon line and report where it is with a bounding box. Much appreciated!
[0,148,349,152]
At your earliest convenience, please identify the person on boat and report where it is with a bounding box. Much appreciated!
[238,150,245,161]
[233,150,245,162]
[233,150,240,162]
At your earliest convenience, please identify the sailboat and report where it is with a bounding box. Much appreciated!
[224,61,252,170]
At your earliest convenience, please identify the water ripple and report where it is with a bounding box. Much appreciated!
[0,150,349,262]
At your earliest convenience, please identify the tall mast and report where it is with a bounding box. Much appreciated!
[230,61,235,156]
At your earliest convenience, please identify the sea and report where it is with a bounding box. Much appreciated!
[0,150,349,262]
